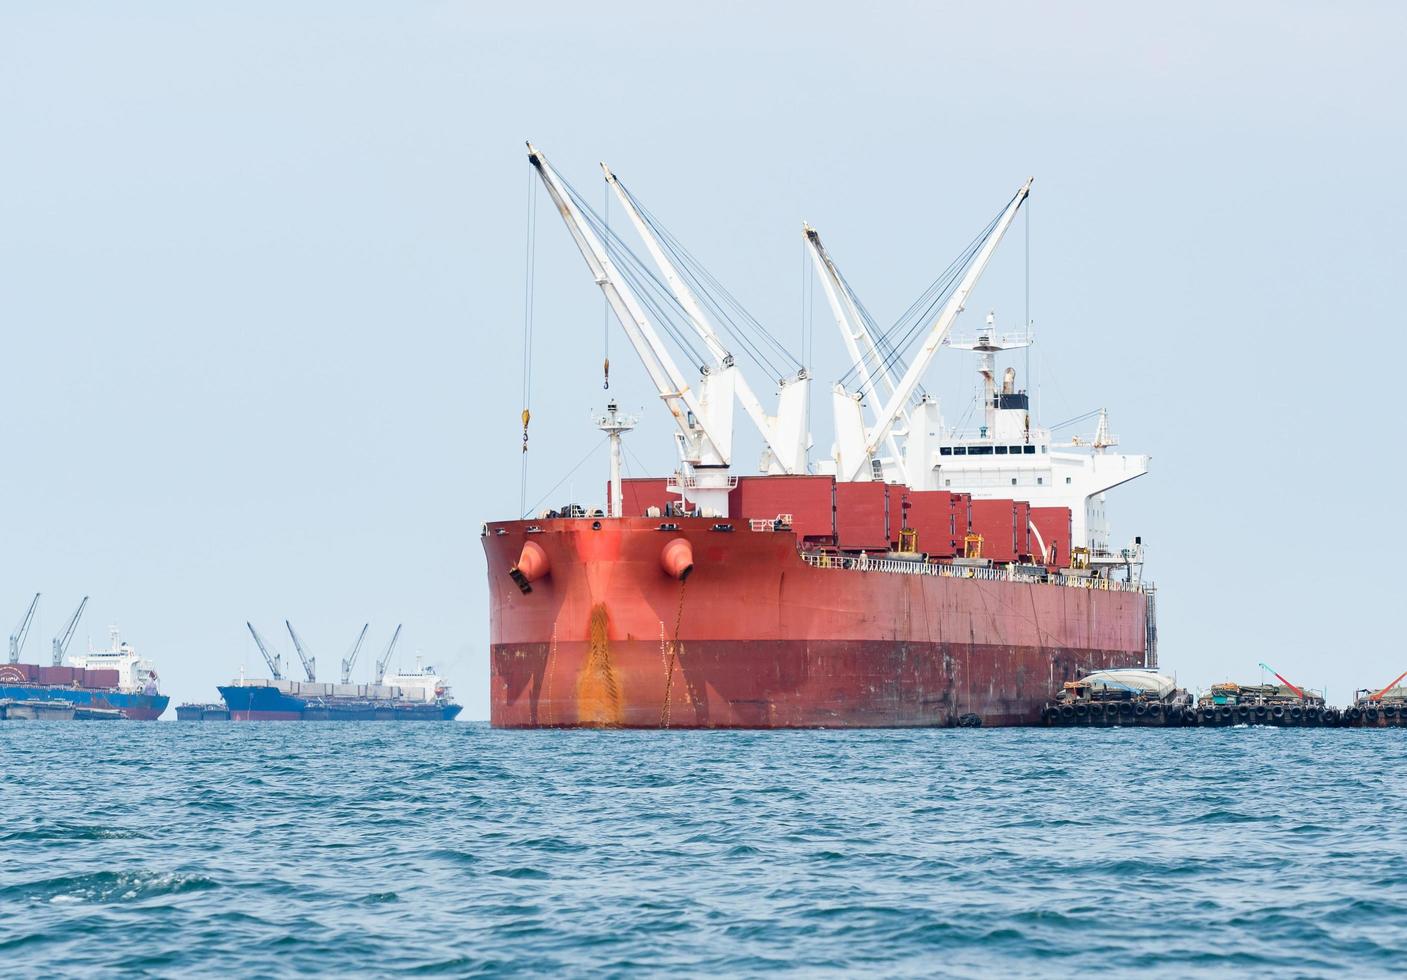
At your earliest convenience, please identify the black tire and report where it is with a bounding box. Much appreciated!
[1074,702,1089,718]
[1218,706,1233,724]
[1148,703,1165,724]
[1254,705,1268,722]
[1346,707,1362,724]
[1385,704,1400,720]
[1289,706,1303,723]
[1134,702,1148,717]
[1366,708,1380,724]
[1200,707,1216,725]
[1120,701,1134,718]
[1237,704,1252,722]
[1060,704,1074,721]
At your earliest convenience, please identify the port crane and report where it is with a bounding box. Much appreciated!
[8,593,40,664]
[340,623,369,686]
[373,624,402,685]
[246,622,284,680]
[51,596,88,666]
[284,620,318,682]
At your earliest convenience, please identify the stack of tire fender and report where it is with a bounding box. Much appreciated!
[1193,700,1338,727]
[1041,699,1194,727]
[1341,699,1407,727]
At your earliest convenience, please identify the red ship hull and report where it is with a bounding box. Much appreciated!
[484,517,1151,728]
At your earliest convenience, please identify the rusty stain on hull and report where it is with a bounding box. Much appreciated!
[575,603,622,726]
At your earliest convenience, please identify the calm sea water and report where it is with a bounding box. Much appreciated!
[1,723,1404,977]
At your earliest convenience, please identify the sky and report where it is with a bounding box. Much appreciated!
[2,1,1404,716]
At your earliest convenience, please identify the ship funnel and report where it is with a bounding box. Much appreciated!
[660,537,694,582]
[1002,367,1016,395]
[509,540,550,594]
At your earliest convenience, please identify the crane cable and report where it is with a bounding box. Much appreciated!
[520,169,537,517]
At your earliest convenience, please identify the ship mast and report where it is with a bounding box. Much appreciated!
[596,400,637,517]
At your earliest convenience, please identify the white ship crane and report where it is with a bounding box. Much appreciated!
[340,623,369,686]
[373,624,402,686]
[840,178,1032,483]
[526,144,730,478]
[8,593,39,664]
[284,620,317,682]
[603,164,810,477]
[246,622,284,680]
[803,225,909,483]
[51,596,88,667]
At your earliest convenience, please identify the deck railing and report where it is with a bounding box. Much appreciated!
[797,552,1148,594]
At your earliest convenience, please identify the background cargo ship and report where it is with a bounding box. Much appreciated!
[217,622,461,720]
[3,597,168,720]
[484,146,1155,729]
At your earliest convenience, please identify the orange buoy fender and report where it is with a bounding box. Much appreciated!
[514,540,550,583]
[660,537,694,581]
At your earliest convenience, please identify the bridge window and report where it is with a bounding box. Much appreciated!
[995,446,1008,455]
[940,447,952,456]
[953,446,967,455]
[968,446,993,456]
[1065,477,1072,484]
[1024,446,1036,455]
[1011,478,1017,485]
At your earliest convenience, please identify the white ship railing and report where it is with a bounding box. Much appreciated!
[797,552,1146,593]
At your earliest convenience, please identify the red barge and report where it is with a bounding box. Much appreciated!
[487,146,1155,728]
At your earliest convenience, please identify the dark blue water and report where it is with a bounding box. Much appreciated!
[2,723,1404,976]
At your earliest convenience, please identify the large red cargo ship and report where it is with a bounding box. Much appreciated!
[487,145,1155,728]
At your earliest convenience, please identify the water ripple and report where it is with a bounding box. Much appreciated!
[1,724,1405,976]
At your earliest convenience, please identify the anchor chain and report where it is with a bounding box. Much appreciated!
[660,579,688,728]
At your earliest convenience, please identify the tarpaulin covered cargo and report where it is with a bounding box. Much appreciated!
[1077,670,1177,699]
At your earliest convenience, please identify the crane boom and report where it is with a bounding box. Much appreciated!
[603,165,808,475]
[285,620,317,682]
[374,624,402,686]
[246,622,284,680]
[51,596,88,666]
[803,225,907,480]
[1370,669,1407,702]
[341,623,369,685]
[847,179,1033,481]
[1258,661,1306,700]
[9,593,40,664]
[526,143,728,468]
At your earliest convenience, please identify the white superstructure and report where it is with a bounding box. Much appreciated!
[66,625,160,694]
[896,314,1149,560]
[382,656,453,704]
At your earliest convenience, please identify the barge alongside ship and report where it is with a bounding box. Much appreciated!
[487,145,1155,729]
